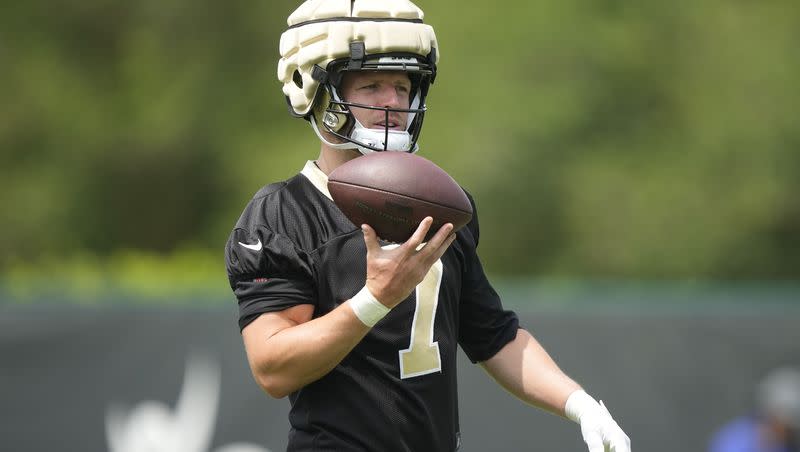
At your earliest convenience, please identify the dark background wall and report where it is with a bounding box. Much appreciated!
[2,297,798,452]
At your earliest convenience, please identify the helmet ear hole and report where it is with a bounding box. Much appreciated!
[293,70,304,89]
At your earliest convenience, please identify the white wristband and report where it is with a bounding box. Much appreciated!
[564,390,599,423]
[349,285,390,327]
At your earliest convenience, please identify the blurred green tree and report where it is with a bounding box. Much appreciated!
[1,0,798,299]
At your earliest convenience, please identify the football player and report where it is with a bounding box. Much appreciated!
[225,1,631,451]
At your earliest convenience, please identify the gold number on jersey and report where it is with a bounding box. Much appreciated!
[399,259,443,379]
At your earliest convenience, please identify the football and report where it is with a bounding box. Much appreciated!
[328,152,473,243]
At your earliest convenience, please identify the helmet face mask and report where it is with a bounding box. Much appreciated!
[278,0,439,154]
[315,49,435,153]
[321,98,426,153]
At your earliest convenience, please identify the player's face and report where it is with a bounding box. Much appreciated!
[340,71,411,131]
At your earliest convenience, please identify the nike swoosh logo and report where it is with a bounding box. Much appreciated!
[238,239,262,251]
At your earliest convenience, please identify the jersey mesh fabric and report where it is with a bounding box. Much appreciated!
[225,168,519,452]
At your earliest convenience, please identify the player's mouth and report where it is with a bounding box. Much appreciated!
[375,119,404,130]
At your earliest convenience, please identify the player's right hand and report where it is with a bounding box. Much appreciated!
[362,216,456,309]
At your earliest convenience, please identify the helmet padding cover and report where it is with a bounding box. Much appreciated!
[278,0,439,117]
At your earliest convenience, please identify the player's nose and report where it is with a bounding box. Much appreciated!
[380,86,403,108]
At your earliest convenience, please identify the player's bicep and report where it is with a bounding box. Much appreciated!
[241,304,314,365]
[243,304,315,338]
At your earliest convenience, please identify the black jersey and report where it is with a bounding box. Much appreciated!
[225,160,519,452]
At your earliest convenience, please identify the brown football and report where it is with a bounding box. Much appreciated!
[328,152,473,243]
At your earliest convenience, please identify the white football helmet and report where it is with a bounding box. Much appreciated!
[278,0,439,154]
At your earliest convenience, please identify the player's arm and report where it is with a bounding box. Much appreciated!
[242,300,369,398]
[480,328,581,415]
[481,328,632,452]
[242,217,456,398]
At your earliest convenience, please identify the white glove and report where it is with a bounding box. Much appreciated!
[565,390,631,452]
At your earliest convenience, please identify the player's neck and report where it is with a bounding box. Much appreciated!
[316,145,361,175]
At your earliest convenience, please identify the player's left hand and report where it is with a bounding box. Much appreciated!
[566,390,631,452]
